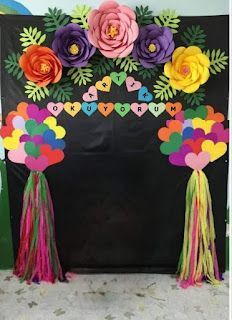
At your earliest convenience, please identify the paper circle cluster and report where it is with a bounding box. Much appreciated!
[158,104,229,170]
[0,102,66,172]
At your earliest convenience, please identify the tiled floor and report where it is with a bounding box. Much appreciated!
[0,271,229,320]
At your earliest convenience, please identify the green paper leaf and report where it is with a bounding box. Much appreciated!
[204,48,229,75]
[113,56,140,73]
[49,77,73,102]
[154,9,180,34]
[43,7,70,32]
[180,87,206,106]
[24,81,49,102]
[67,64,93,86]
[90,54,115,76]
[20,27,46,51]
[181,25,206,49]
[136,5,153,26]
[138,65,159,80]
[70,5,91,29]
[4,52,23,80]
[153,73,177,101]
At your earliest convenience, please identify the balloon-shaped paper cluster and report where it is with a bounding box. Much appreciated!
[0,102,66,172]
[158,104,229,170]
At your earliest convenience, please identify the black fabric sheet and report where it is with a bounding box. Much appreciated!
[0,15,229,273]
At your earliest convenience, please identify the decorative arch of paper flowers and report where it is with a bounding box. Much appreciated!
[4,1,228,104]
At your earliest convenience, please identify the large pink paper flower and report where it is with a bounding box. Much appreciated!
[88,1,139,58]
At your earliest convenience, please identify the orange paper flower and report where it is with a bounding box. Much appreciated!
[19,45,62,87]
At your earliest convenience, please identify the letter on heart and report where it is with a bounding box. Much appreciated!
[64,102,81,117]
[125,77,142,92]
[166,102,182,117]
[149,103,166,117]
[98,103,114,117]
[130,103,148,117]
[47,102,64,117]
[95,76,112,92]
[82,86,98,102]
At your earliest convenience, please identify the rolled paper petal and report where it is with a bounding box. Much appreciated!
[132,24,175,68]
[164,46,210,93]
[87,1,139,58]
[52,24,96,67]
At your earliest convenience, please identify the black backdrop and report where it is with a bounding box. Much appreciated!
[0,15,229,273]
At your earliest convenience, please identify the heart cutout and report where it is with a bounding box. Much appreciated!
[131,103,148,117]
[40,144,64,166]
[98,103,114,117]
[158,120,182,142]
[43,130,65,150]
[8,142,27,164]
[169,144,192,166]
[138,86,153,102]
[166,102,182,117]
[3,129,24,150]
[206,105,225,122]
[25,141,40,157]
[185,151,211,170]
[82,102,98,116]
[25,155,49,172]
[47,102,64,117]
[160,132,182,155]
[148,103,166,117]
[126,76,142,92]
[201,140,227,162]
[82,86,98,102]
[43,117,66,139]
[110,72,127,86]
[95,76,112,92]
[12,116,26,132]
[27,104,50,124]
[192,118,215,134]
[184,105,208,120]
[183,138,204,155]
[114,103,130,117]
[64,102,81,117]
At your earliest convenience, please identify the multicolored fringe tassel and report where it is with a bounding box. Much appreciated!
[14,171,63,283]
[177,170,221,288]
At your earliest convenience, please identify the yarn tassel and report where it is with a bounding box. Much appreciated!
[14,171,63,283]
[177,170,221,288]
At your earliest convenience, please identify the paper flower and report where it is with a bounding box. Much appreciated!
[19,45,62,87]
[87,0,139,58]
[164,46,210,93]
[132,24,175,68]
[52,23,96,68]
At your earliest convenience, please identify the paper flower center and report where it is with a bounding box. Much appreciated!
[181,65,190,75]
[107,25,118,38]
[69,44,80,55]
[148,44,157,53]
[40,63,51,74]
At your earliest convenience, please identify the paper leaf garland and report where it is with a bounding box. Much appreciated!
[70,5,91,29]
[43,7,70,32]
[154,9,180,34]
[67,64,93,86]
[4,52,23,80]
[49,78,73,102]
[114,56,140,73]
[180,88,206,106]
[204,49,229,75]
[24,81,49,102]
[20,27,46,51]
[135,5,153,26]
[138,65,159,80]
[181,25,206,49]
[2,1,229,103]
[153,74,177,101]
[91,55,115,76]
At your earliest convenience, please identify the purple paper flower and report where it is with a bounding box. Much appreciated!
[52,23,96,68]
[132,24,175,68]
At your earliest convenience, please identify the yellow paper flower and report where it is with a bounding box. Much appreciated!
[164,46,210,93]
